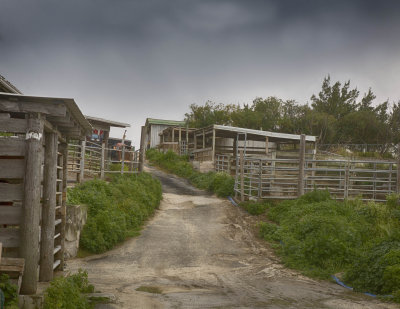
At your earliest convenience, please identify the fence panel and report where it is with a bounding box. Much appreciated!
[235,156,397,202]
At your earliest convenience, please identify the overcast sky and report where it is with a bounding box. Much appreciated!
[1,0,400,146]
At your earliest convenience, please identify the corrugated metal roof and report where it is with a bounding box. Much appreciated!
[212,125,317,142]
[85,115,131,128]
[146,118,185,126]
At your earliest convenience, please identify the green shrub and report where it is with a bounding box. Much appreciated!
[0,274,18,309]
[68,173,162,253]
[256,190,400,299]
[146,149,234,197]
[240,201,269,215]
[43,270,94,309]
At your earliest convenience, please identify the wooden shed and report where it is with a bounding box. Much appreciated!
[0,92,91,294]
[192,124,317,172]
[158,126,195,155]
[144,118,186,149]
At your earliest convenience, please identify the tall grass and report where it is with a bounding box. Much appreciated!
[255,191,400,301]
[67,172,162,253]
[146,149,234,197]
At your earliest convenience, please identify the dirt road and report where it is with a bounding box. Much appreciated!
[68,167,398,308]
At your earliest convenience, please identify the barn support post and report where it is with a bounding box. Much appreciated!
[298,134,306,197]
[202,129,205,149]
[100,141,105,179]
[240,150,245,202]
[194,132,197,150]
[265,137,269,155]
[39,132,58,282]
[121,131,126,175]
[79,138,86,182]
[59,142,68,270]
[20,113,44,294]
[212,128,216,163]
[139,126,146,172]
[397,143,400,194]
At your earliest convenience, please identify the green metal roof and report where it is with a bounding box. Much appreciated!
[146,118,185,126]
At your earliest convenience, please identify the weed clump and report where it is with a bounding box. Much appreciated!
[68,172,162,253]
[0,274,18,309]
[43,270,94,309]
[146,149,234,197]
[255,190,400,300]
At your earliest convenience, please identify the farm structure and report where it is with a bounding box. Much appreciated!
[143,118,186,149]
[67,116,137,185]
[192,124,316,171]
[0,74,22,94]
[158,126,196,155]
[0,92,91,294]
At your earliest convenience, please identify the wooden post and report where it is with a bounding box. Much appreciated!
[194,133,197,150]
[265,137,269,155]
[20,113,44,294]
[227,154,231,175]
[121,130,126,174]
[212,128,216,163]
[172,128,175,143]
[79,138,86,183]
[344,161,350,199]
[39,132,58,282]
[240,150,245,202]
[258,159,262,201]
[397,143,400,194]
[298,134,306,197]
[186,125,189,152]
[311,142,317,187]
[100,142,105,179]
[202,129,205,149]
[59,142,68,270]
[139,126,146,172]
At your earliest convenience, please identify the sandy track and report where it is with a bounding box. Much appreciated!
[67,167,398,308]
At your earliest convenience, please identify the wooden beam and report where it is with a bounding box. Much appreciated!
[0,183,23,201]
[0,228,19,248]
[20,113,44,294]
[139,126,146,172]
[0,205,22,225]
[0,99,66,117]
[202,129,205,148]
[0,118,27,133]
[0,138,25,156]
[39,132,57,282]
[0,159,25,179]
[265,137,269,154]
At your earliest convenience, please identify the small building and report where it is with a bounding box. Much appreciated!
[192,124,317,172]
[144,118,186,149]
[85,115,130,145]
[0,92,91,294]
[158,126,196,155]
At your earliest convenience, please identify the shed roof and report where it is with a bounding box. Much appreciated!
[0,92,91,138]
[85,115,130,128]
[199,125,316,142]
[146,118,185,126]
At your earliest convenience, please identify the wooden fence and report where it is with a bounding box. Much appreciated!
[232,154,399,202]
[67,140,140,185]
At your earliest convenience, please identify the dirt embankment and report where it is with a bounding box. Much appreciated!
[68,166,398,308]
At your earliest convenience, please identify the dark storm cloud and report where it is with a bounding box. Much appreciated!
[1,0,400,145]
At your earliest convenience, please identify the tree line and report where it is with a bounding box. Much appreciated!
[184,76,400,151]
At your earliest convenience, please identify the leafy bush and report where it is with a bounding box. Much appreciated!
[43,270,94,309]
[68,172,162,253]
[0,274,18,309]
[146,149,234,197]
[256,190,400,299]
[240,201,269,215]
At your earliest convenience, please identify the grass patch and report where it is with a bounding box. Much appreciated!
[135,286,163,294]
[68,172,162,254]
[43,270,94,309]
[240,200,269,215]
[254,190,400,301]
[146,149,234,197]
